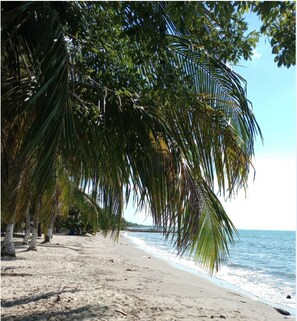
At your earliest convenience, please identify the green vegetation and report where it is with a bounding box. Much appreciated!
[1,1,295,271]
[121,219,150,230]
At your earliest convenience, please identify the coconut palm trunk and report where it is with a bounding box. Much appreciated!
[43,184,62,243]
[22,200,31,245]
[27,196,41,251]
[43,212,55,244]
[1,164,25,257]
[1,223,16,257]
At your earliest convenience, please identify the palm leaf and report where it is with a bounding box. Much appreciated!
[2,2,75,194]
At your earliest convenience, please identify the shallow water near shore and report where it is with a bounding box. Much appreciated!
[125,229,296,314]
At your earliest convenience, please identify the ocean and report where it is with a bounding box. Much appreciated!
[125,229,296,313]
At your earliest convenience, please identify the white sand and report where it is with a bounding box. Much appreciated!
[1,233,290,321]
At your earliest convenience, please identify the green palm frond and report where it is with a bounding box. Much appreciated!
[2,2,262,271]
[167,34,262,141]
[2,2,75,193]
[65,51,253,271]
[173,168,237,273]
[153,35,262,196]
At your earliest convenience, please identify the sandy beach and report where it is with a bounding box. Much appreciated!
[1,233,290,321]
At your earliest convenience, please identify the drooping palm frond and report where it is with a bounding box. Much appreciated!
[2,2,75,194]
[2,2,262,271]
[59,2,262,271]
[68,90,237,272]
[39,159,70,233]
[170,165,237,272]
[167,35,262,139]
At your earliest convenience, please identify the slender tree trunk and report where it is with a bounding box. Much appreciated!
[27,196,41,251]
[37,222,42,237]
[22,200,31,244]
[43,212,55,244]
[28,226,38,251]
[1,223,16,256]
[43,185,61,243]
[2,156,27,257]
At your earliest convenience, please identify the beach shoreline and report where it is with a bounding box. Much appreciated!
[1,233,292,320]
[124,230,295,316]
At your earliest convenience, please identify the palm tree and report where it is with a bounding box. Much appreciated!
[1,2,261,271]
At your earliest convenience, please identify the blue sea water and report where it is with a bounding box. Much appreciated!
[125,229,296,312]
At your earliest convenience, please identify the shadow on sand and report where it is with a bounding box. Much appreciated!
[1,288,80,308]
[1,303,113,321]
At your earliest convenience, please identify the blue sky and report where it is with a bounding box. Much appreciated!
[224,13,296,231]
[124,13,296,231]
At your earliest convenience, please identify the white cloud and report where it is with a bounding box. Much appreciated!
[221,155,296,231]
[252,48,262,60]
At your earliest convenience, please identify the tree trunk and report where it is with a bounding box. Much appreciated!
[42,212,55,244]
[1,223,16,256]
[37,222,42,237]
[28,227,38,251]
[27,196,41,251]
[22,201,31,244]
[43,228,53,244]
[43,185,61,243]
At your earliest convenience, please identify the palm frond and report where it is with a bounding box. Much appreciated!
[1,2,262,271]
[2,2,75,193]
